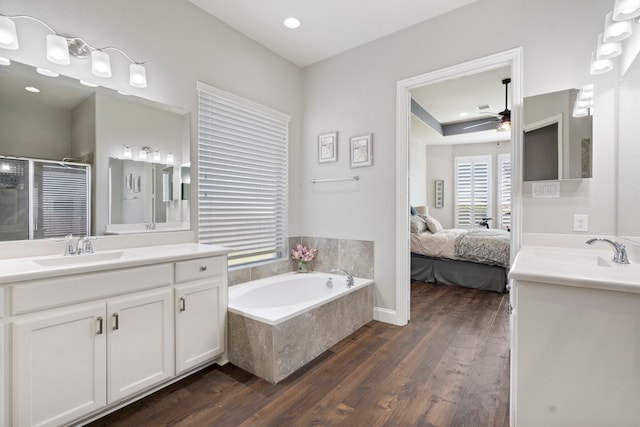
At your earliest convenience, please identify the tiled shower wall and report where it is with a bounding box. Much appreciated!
[227,236,374,286]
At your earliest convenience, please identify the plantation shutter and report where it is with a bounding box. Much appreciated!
[454,155,491,228]
[498,153,512,230]
[196,82,290,267]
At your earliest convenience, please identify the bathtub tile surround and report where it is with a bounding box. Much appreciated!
[228,280,374,383]
[227,236,374,286]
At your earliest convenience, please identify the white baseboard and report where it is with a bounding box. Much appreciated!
[374,306,405,325]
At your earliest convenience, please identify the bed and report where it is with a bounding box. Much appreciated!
[410,212,510,293]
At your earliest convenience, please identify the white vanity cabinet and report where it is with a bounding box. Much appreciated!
[175,257,227,374]
[511,279,640,427]
[11,268,175,427]
[13,303,108,427]
[0,244,229,427]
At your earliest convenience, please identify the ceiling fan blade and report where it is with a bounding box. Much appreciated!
[463,120,494,130]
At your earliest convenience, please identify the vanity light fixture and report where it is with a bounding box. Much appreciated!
[123,146,133,158]
[166,153,174,164]
[590,50,614,74]
[36,67,59,77]
[613,0,640,21]
[0,56,10,65]
[153,151,161,162]
[79,80,98,87]
[573,85,594,117]
[0,13,147,88]
[603,11,632,42]
[596,33,622,60]
[139,147,151,160]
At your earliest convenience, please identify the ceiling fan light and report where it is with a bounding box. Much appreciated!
[497,118,511,133]
[46,34,70,65]
[0,15,19,49]
[613,0,640,21]
[603,12,632,42]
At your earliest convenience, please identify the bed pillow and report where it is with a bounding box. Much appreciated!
[422,215,444,233]
[410,215,427,233]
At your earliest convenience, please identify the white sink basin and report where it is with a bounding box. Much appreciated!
[530,250,613,268]
[33,251,125,267]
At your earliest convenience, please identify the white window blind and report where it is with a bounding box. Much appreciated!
[497,153,512,231]
[34,162,90,238]
[455,155,491,228]
[196,82,290,267]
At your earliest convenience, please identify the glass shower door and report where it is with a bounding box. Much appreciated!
[0,158,29,241]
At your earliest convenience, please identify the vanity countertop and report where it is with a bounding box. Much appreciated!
[510,245,640,294]
[0,243,230,285]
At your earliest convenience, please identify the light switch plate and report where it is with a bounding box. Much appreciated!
[532,181,560,198]
[573,214,589,232]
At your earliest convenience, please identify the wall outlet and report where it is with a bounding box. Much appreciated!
[573,214,589,232]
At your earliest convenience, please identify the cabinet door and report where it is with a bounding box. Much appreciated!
[107,289,174,403]
[13,303,107,427]
[175,278,224,374]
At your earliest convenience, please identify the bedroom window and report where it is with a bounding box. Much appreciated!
[498,153,512,230]
[454,155,491,228]
[196,82,290,267]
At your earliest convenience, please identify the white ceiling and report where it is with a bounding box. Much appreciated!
[188,0,478,67]
[411,66,512,145]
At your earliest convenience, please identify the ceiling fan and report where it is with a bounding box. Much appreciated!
[463,78,511,131]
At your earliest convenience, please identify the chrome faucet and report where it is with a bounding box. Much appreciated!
[586,238,630,264]
[59,234,96,256]
[330,268,354,288]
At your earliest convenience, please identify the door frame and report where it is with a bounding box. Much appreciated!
[394,48,523,325]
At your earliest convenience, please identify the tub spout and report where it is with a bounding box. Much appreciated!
[330,268,354,288]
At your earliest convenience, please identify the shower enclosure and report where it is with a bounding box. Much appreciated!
[0,156,91,241]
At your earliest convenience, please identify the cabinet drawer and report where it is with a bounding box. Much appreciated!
[11,264,172,315]
[175,257,225,283]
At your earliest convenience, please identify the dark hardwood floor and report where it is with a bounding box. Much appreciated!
[87,281,510,427]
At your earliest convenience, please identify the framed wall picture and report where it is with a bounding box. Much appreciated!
[435,179,444,208]
[350,134,372,168]
[318,132,338,163]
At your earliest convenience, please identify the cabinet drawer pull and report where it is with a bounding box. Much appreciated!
[97,316,103,335]
[113,313,119,330]
[200,266,207,272]
[179,297,186,312]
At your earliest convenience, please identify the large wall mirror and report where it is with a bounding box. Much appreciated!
[618,51,640,244]
[523,88,593,181]
[0,60,191,241]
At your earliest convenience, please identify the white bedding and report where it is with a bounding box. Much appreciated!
[410,229,467,260]
[411,228,510,267]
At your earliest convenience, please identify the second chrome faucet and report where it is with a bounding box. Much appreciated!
[585,238,630,264]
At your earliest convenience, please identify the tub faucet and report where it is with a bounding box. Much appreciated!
[585,238,630,264]
[330,268,354,288]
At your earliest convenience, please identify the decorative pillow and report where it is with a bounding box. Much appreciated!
[422,215,444,233]
[410,205,417,216]
[410,215,427,233]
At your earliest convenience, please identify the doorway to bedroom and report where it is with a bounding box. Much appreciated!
[395,48,523,324]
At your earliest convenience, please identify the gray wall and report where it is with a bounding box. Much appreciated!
[301,0,617,310]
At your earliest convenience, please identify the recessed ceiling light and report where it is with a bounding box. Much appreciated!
[0,56,9,66]
[25,86,40,93]
[284,17,301,29]
[459,112,468,117]
[117,90,131,96]
[37,67,59,77]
